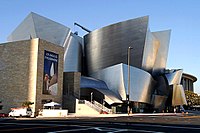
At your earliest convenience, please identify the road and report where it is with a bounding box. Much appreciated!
[0,116,200,133]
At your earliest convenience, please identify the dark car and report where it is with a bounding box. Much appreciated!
[0,113,9,117]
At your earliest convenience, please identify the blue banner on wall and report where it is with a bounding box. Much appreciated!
[43,50,59,95]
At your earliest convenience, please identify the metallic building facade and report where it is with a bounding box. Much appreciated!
[80,76,122,104]
[1,12,196,113]
[84,16,149,75]
[165,69,183,85]
[83,15,188,111]
[84,16,171,76]
[91,63,156,104]
[151,30,171,75]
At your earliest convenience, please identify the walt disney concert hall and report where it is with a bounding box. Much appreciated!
[0,12,188,114]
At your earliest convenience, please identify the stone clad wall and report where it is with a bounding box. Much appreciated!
[0,40,33,113]
[62,72,81,113]
[35,39,64,114]
[0,38,64,115]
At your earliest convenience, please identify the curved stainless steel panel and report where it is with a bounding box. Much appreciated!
[81,76,108,89]
[151,95,167,109]
[142,29,160,73]
[84,16,149,75]
[154,75,169,96]
[152,30,171,75]
[123,64,156,103]
[63,33,83,72]
[91,64,126,100]
[172,85,187,106]
[91,63,156,104]
[165,69,183,85]
[80,76,122,104]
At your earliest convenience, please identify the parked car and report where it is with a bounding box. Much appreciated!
[0,113,9,117]
[9,107,32,117]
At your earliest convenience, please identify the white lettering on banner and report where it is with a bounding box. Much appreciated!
[44,56,58,62]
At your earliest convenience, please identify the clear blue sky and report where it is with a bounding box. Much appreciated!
[1,0,200,93]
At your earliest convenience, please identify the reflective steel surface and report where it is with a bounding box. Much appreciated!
[6,12,190,110]
[63,33,83,72]
[91,63,156,104]
[154,75,169,96]
[142,29,160,73]
[172,85,187,106]
[152,30,171,75]
[84,16,171,76]
[151,95,167,109]
[165,69,183,85]
[80,76,122,104]
[84,16,149,75]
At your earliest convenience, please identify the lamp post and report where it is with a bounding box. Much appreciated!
[127,46,133,115]
[91,92,93,103]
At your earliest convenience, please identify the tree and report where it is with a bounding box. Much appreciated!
[184,90,200,107]
[22,101,34,108]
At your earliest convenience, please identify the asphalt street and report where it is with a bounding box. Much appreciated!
[1,115,200,133]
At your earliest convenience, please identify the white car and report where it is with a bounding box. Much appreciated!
[9,108,32,117]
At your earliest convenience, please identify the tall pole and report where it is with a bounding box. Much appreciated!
[127,46,133,115]
[91,92,93,103]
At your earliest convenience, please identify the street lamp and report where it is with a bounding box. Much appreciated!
[91,92,93,103]
[127,46,133,115]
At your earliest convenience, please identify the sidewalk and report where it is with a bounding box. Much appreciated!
[66,112,184,118]
[34,112,183,120]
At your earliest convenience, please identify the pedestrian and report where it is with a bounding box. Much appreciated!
[174,108,176,114]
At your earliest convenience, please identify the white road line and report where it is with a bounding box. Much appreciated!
[1,122,200,132]
[1,122,164,133]
[47,127,164,133]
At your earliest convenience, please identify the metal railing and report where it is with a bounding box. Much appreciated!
[78,100,111,113]
[93,101,111,113]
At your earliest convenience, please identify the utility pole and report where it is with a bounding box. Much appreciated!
[91,92,93,103]
[127,46,133,115]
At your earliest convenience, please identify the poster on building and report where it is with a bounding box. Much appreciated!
[43,50,59,95]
